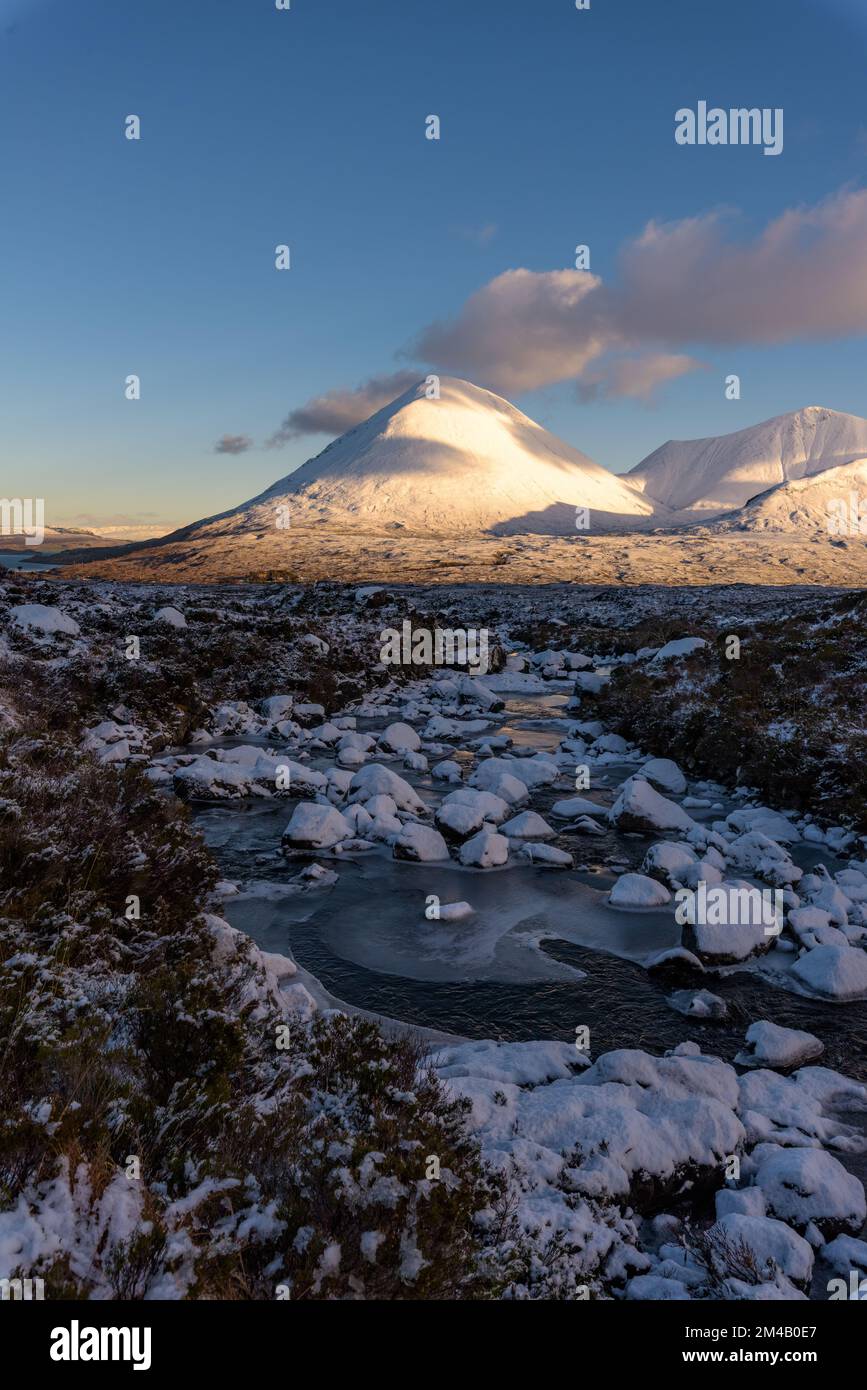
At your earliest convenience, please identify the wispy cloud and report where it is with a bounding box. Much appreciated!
[214,434,253,455]
[266,370,421,447]
[452,222,499,247]
[577,353,706,403]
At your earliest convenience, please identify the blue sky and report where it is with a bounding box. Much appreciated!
[3,0,867,533]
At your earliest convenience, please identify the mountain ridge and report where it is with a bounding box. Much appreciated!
[628,405,867,514]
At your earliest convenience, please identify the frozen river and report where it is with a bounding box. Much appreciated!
[194,693,867,1077]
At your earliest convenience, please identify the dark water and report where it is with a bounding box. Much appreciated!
[0,550,58,571]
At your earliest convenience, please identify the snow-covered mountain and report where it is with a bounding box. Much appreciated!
[56,387,867,585]
[182,377,657,539]
[628,406,867,514]
[705,456,867,535]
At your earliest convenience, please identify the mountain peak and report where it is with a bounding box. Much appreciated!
[628,404,867,513]
[213,375,659,537]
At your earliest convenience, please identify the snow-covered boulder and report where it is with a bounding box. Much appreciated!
[550,795,608,820]
[715,1186,766,1220]
[649,636,707,663]
[821,1234,867,1280]
[344,803,374,836]
[593,733,629,756]
[173,756,253,799]
[260,695,295,723]
[336,745,367,769]
[624,1275,691,1301]
[711,1214,813,1288]
[791,944,867,1001]
[666,989,727,1019]
[349,763,426,813]
[467,762,529,806]
[726,807,799,844]
[727,832,802,887]
[609,776,695,835]
[646,946,706,981]
[737,1066,867,1151]
[459,830,509,868]
[379,721,421,754]
[642,841,698,887]
[10,603,80,636]
[153,605,186,629]
[282,803,351,851]
[431,759,462,783]
[392,823,450,862]
[753,1147,866,1238]
[456,674,503,710]
[518,843,573,867]
[787,906,843,951]
[799,867,854,927]
[609,872,672,908]
[436,1038,584,1088]
[735,1022,823,1072]
[501,810,555,840]
[435,800,488,840]
[684,904,776,966]
[640,758,687,796]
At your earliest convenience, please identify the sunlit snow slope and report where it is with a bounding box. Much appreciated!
[628,407,867,514]
[188,377,658,538]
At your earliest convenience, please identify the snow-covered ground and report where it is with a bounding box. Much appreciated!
[2,570,866,1300]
